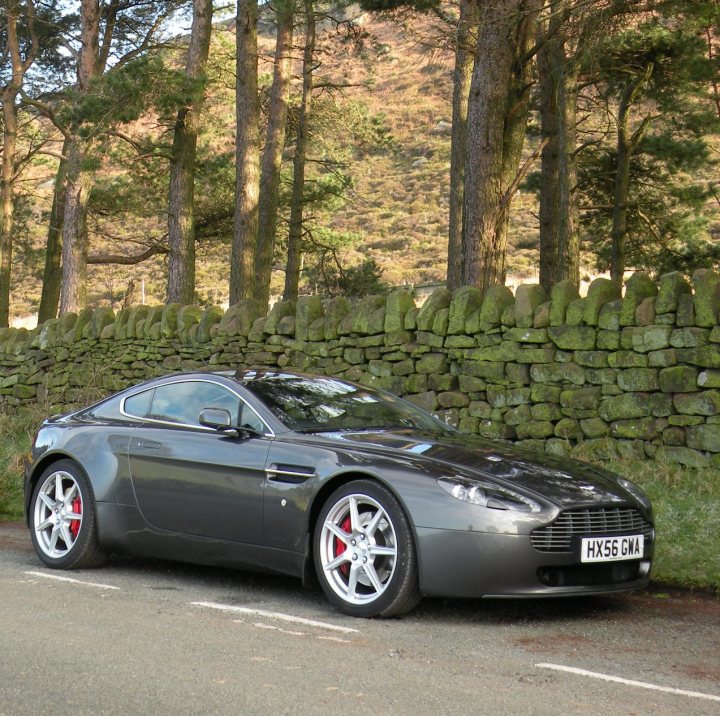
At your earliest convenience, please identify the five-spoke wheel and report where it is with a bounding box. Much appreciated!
[314,480,419,617]
[30,460,105,569]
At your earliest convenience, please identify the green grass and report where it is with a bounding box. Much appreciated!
[0,406,718,593]
[603,459,720,594]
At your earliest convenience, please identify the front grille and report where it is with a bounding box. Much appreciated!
[531,507,653,553]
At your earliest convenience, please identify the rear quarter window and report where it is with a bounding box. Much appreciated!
[123,388,154,418]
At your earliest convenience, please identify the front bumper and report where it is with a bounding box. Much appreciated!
[416,526,653,598]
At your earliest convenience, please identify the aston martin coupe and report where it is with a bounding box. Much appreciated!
[25,370,655,617]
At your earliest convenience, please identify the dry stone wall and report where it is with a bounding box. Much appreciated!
[2,270,720,467]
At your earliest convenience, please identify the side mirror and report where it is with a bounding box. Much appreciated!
[199,407,233,431]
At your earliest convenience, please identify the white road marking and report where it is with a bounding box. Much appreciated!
[253,622,306,636]
[24,571,120,591]
[192,601,359,634]
[536,663,720,703]
[317,635,352,644]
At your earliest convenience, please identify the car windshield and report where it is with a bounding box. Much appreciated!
[240,373,452,433]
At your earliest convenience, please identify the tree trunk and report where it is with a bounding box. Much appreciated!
[0,0,38,327]
[253,0,295,309]
[37,141,69,323]
[610,64,653,281]
[283,0,315,301]
[537,5,579,289]
[0,90,17,328]
[59,139,93,314]
[230,0,261,304]
[166,0,214,305]
[462,0,539,294]
[59,0,101,315]
[446,0,477,291]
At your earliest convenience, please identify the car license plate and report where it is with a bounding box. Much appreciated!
[581,535,644,563]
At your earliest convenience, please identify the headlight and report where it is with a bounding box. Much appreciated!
[618,477,653,512]
[437,477,541,513]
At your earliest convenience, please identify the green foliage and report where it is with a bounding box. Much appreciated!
[576,14,720,275]
[578,133,719,275]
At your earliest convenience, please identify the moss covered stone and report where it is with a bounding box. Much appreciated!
[555,418,581,439]
[548,326,596,350]
[648,349,676,367]
[506,363,530,384]
[516,421,554,439]
[478,286,514,329]
[598,299,622,331]
[620,273,657,326]
[515,347,556,364]
[197,306,224,343]
[460,360,505,381]
[549,280,580,326]
[432,308,450,336]
[89,307,115,339]
[580,417,609,437]
[176,305,202,336]
[585,368,618,385]
[617,368,660,392]
[698,369,720,388]
[438,391,470,408]
[634,297,657,326]
[416,352,448,374]
[530,362,585,385]
[514,284,547,329]
[631,325,672,353]
[597,330,621,350]
[655,446,708,467]
[656,271,691,313]
[560,387,601,409]
[686,424,720,452]
[531,402,563,421]
[416,288,452,331]
[504,327,548,343]
[659,366,698,393]
[673,390,720,415]
[676,346,720,368]
[669,327,710,348]
[611,418,657,440]
[447,286,482,335]
[534,301,551,328]
[692,268,720,327]
[565,298,586,326]
[584,278,621,326]
[384,289,415,333]
[676,293,695,327]
[599,392,672,421]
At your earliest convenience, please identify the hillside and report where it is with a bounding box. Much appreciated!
[9,8,719,324]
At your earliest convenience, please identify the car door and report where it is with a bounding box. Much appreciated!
[125,379,272,544]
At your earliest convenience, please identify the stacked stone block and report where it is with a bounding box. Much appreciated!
[2,270,720,467]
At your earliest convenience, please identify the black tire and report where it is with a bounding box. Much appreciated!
[29,460,106,569]
[313,479,420,618]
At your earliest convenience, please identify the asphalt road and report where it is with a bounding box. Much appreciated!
[1,521,718,716]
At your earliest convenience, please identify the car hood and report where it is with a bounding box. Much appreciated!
[317,429,631,508]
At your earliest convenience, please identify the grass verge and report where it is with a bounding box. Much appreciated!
[0,406,50,520]
[604,458,720,594]
[0,407,718,593]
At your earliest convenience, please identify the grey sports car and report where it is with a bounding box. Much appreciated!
[24,369,655,617]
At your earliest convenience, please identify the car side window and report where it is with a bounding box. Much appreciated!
[149,382,241,427]
[124,388,154,418]
[240,404,266,433]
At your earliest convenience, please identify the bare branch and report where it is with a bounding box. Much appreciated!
[87,244,168,265]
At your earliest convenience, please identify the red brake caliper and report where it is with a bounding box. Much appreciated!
[335,516,352,577]
[69,496,82,538]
